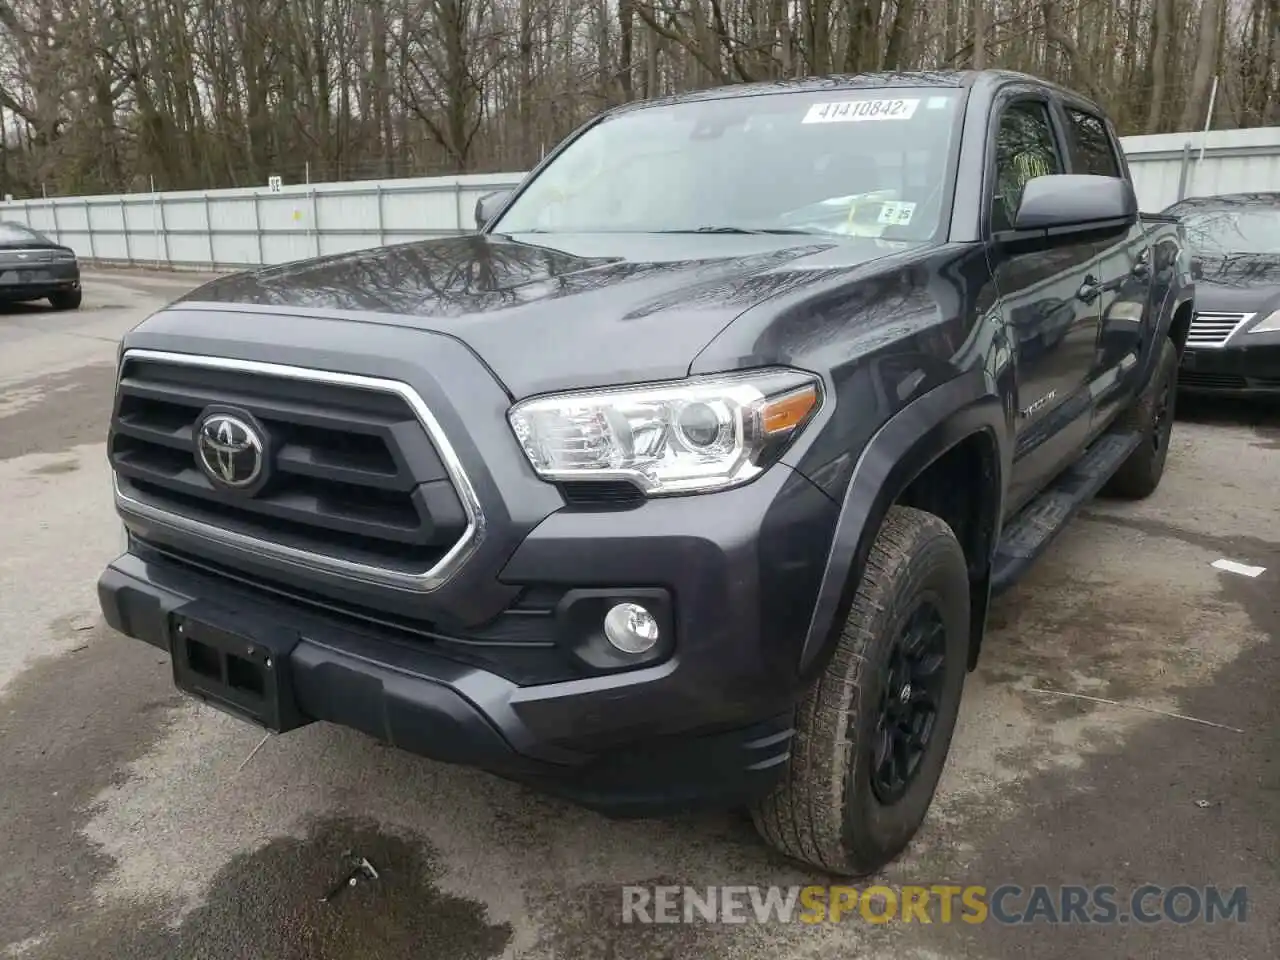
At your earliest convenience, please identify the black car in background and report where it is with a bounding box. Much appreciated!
[1162,193,1280,396]
[0,221,82,310]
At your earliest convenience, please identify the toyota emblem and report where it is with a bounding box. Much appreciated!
[195,412,266,490]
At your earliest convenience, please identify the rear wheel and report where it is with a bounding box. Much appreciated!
[750,506,969,876]
[1103,338,1177,500]
[49,288,82,310]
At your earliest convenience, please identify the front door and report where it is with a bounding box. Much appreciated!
[987,97,1101,518]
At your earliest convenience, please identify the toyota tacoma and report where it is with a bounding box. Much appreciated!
[98,70,1193,876]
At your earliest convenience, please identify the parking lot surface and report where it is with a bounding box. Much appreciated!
[1,270,1276,959]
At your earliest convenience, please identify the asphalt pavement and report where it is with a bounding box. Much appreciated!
[1,269,1276,959]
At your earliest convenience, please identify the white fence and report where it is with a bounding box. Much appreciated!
[1124,126,1280,211]
[0,172,524,270]
[0,127,1277,271]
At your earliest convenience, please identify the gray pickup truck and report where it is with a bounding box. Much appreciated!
[98,70,1193,875]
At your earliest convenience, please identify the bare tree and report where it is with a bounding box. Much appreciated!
[0,0,1273,197]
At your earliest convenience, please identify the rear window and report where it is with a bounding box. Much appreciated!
[1065,109,1121,178]
[0,222,45,244]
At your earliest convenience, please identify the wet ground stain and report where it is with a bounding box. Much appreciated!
[897,572,1280,959]
[22,818,513,960]
[28,459,80,476]
[0,362,116,461]
[0,624,513,960]
[1175,394,1280,451]
[0,621,177,949]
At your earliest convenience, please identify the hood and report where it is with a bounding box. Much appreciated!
[1191,253,1280,316]
[176,232,918,397]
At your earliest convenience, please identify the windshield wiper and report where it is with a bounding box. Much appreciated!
[658,226,820,236]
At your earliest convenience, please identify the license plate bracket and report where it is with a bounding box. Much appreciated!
[0,269,46,283]
[169,603,309,733]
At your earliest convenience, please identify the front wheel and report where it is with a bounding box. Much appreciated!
[49,288,82,310]
[751,506,970,876]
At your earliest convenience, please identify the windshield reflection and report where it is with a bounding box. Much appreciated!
[494,88,963,243]
[1170,202,1280,257]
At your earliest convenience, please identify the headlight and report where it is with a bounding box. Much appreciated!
[508,368,822,495]
[1250,309,1280,334]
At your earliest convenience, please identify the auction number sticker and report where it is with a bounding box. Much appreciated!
[802,98,920,124]
[877,201,917,226]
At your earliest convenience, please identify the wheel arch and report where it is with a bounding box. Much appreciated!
[797,372,1010,681]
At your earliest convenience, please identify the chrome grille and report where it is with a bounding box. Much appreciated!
[109,350,483,593]
[1186,311,1254,348]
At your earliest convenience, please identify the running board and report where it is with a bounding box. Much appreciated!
[991,429,1142,596]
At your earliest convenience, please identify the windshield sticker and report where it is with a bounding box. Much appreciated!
[877,201,917,226]
[802,99,920,124]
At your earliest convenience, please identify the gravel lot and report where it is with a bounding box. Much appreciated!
[1,269,1276,959]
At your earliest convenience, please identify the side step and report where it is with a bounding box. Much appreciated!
[991,429,1142,596]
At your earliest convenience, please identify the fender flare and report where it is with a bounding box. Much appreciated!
[797,370,1011,675]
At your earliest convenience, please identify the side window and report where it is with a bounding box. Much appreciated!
[1066,109,1121,177]
[991,101,1064,233]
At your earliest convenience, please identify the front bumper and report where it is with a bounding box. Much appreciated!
[1178,336,1280,395]
[100,545,799,815]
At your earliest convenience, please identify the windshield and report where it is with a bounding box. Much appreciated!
[1168,203,1280,256]
[493,88,964,241]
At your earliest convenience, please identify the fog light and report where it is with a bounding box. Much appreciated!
[603,602,660,655]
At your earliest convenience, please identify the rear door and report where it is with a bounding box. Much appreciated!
[1058,103,1155,433]
[986,95,1101,517]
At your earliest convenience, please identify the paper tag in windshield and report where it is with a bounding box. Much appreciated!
[877,201,917,226]
[802,99,920,124]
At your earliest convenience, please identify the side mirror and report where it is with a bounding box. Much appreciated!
[474,190,513,231]
[1013,174,1138,235]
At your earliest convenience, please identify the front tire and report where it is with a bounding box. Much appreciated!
[751,506,970,876]
[1102,338,1177,500]
[49,288,82,310]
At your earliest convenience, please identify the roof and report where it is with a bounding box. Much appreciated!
[1167,192,1280,208]
[607,69,1086,115]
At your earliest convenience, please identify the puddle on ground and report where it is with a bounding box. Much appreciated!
[14,817,513,960]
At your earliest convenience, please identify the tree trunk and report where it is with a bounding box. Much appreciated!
[1180,0,1224,130]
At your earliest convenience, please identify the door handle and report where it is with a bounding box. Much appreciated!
[1077,274,1100,303]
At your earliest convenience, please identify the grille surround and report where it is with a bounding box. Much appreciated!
[1185,311,1255,348]
[111,349,485,594]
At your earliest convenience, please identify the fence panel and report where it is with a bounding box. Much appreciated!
[0,173,523,270]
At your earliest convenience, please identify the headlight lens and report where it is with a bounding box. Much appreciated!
[1250,309,1280,334]
[508,368,822,495]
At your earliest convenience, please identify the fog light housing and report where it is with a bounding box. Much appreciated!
[554,587,673,672]
[603,602,660,654]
